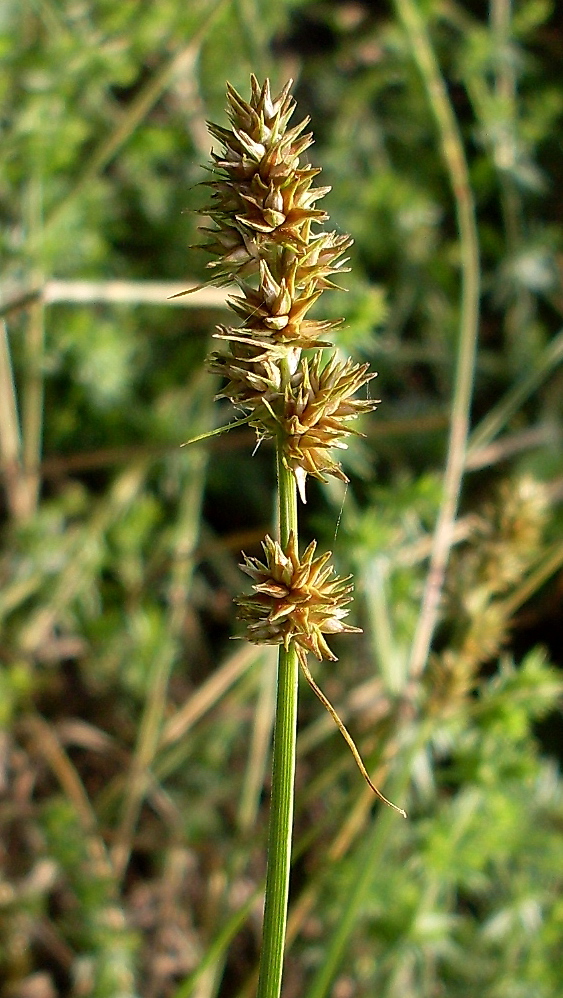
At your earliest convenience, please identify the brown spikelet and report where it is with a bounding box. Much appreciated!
[280,353,379,501]
[235,532,360,666]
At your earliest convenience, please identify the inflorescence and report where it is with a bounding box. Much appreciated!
[188,76,406,816]
[193,75,377,666]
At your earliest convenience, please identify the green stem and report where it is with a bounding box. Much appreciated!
[256,364,299,998]
[276,438,298,551]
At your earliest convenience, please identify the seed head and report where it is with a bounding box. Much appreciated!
[235,533,360,666]
[187,79,404,814]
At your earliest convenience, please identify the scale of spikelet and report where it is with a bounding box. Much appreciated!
[235,533,360,666]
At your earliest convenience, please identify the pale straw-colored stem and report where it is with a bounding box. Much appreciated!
[393,0,480,682]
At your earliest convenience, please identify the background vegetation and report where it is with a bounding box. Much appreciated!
[1,1,562,996]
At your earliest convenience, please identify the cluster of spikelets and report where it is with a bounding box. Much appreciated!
[200,75,378,503]
[193,76,377,668]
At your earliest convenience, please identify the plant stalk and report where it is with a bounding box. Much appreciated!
[256,369,299,998]
[393,0,480,682]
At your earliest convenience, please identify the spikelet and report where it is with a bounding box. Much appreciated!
[235,533,360,667]
[279,353,379,502]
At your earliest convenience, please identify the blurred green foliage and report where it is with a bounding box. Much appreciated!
[1,1,562,996]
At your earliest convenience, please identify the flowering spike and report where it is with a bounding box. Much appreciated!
[190,79,403,814]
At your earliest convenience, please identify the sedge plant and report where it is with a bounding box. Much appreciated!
[183,76,406,998]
